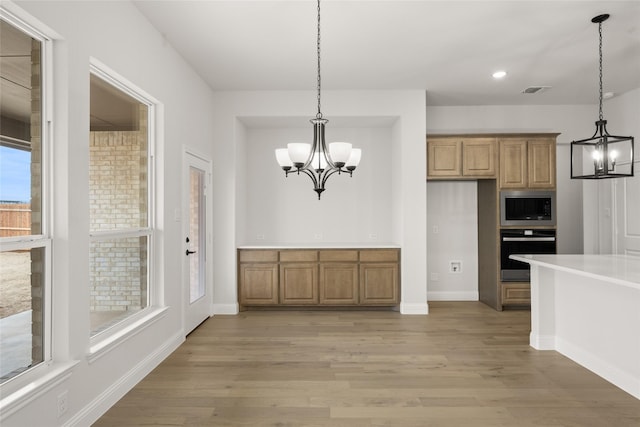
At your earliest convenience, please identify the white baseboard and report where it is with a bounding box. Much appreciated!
[556,337,640,400]
[400,302,429,315]
[65,332,184,427]
[427,291,479,301]
[529,332,555,350]
[213,303,239,315]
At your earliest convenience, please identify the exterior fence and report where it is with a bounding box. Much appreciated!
[0,203,31,237]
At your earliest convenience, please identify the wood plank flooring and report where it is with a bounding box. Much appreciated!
[93,302,640,426]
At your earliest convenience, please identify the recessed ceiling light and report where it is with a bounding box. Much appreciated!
[492,70,507,79]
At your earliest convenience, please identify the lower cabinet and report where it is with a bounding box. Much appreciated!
[238,263,279,305]
[280,263,318,304]
[238,248,400,308]
[360,263,399,304]
[319,263,359,304]
[501,282,531,306]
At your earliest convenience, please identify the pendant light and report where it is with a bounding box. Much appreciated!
[571,14,634,179]
[274,0,362,199]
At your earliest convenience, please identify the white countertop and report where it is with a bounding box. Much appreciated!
[237,243,401,249]
[510,254,640,290]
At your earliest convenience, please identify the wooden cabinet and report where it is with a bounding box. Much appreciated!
[499,138,555,189]
[499,139,527,188]
[359,249,399,304]
[427,137,496,179]
[462,139,496,177]
[239,263,279,305]
[238,250,279,305]
[280,263,318,304]
[527,139,556,188]
[427,138,461,177]
[319,263,358,304]
[238,248,400,308]
[501,282,531,306]
[360,264,399,304]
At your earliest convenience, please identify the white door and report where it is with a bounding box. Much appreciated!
[183,150,213,334]
[614,172,640,256]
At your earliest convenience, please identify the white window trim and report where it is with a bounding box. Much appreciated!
[0,3,62,415]
[87,58,163,353]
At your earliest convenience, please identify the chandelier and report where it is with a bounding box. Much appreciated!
[570,14,634,179]
[274,0,362,199]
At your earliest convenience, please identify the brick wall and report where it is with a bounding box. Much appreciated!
[30,39,43,364]
[89,107,148,312]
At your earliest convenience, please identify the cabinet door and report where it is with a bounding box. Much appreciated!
[499,139,527,188]
[280,263,318,304]
[528,139,556,188]
[462,138,496,177]
[239,263,278,305]
[319,263,359,304]
[359,263,399,305]
[501,283,530,306]
[427,138,461,178]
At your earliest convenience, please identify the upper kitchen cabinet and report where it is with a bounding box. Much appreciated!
[462,138,496,177]
[499,137,556,189]
[427,137,461,178]
[427,136,496,179]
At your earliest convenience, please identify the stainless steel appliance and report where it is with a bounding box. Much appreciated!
[500,229,556,281]
[500,190,556,227]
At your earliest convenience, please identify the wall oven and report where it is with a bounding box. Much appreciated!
[500,190,556,227]
[500,229,556,281]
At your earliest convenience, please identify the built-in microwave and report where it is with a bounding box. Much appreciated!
[500,190,556,227]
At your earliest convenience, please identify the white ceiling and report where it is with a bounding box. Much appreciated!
[133,0,640,106]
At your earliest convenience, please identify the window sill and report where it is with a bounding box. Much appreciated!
[87,306,169,364]
[0,360,79,421]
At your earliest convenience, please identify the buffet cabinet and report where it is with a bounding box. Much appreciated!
[238,248,400,308]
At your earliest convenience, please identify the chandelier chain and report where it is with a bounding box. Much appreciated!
[598,21,603,121]
[316,0,322,119]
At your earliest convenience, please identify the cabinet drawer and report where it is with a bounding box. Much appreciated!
[239,250,278,263]
[502,283,530,305]
[359,249,399,263]
[319,250,358,262]
[280,250,318,262]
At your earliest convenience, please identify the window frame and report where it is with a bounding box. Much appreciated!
[0,8,53,394]
[87,59,163,354]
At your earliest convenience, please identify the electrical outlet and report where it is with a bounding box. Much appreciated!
[432,225,439,234]
[314,233,323,240]
[256,234,265,240]
[369,233,378,240]
[57,390,68,417]
[450,261,462,273]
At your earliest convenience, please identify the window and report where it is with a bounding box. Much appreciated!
[89,66,154,337]
[0,16,50,384]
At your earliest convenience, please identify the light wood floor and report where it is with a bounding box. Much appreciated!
[94,302,640,426]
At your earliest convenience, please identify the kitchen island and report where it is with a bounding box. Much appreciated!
[510,254,640,399]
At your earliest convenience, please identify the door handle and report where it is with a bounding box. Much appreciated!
[186,249,197,256]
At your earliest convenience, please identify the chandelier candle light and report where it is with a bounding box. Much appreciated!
[570,14,634,179]
[274,0,362,199]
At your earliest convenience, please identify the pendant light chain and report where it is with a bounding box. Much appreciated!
[316,0,322,119]
[598,20,604,121]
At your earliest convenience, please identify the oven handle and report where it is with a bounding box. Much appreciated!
[502,237,556,242]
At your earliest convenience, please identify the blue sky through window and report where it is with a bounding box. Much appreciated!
[0,146,31,203]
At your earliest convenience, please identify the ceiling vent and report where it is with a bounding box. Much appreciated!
[522,86,551,94]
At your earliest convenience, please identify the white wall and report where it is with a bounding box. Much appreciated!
[426,103,594,256]
[212,90,428,315]
[583,88,640,254]
[242,124,393,244]
[426,181,478,300]
[3,1,216,425]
